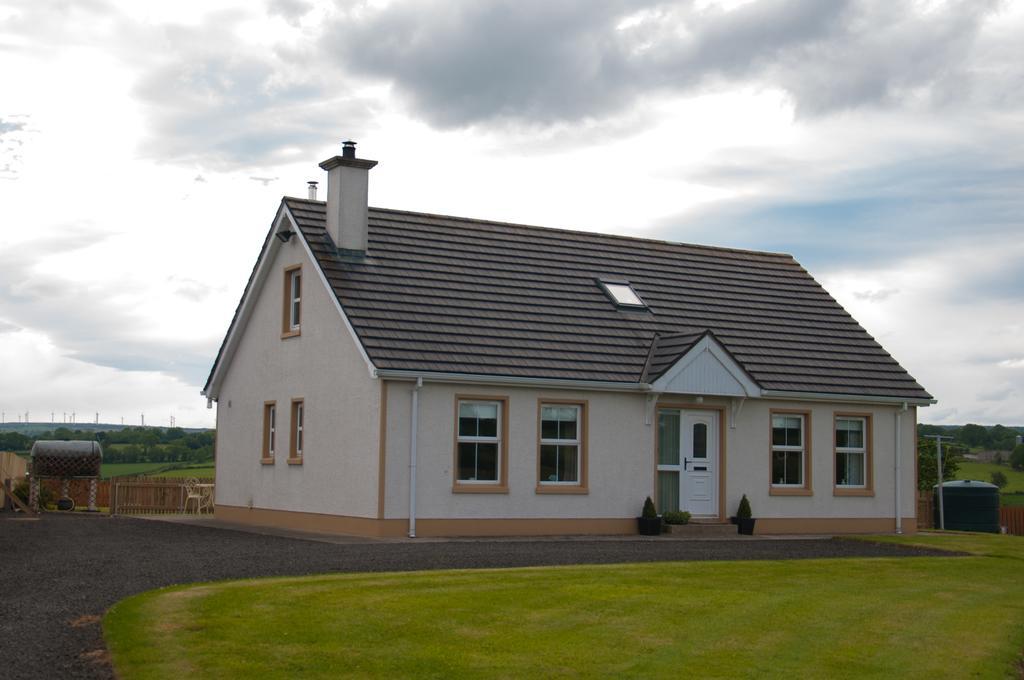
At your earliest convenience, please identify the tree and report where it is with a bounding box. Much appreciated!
[990,471,1008,489]
[917,438,963,491]
[993,452,1004,466]
[1011,444,1024,472]
[957,423,990,449]
[989,425,1017,451]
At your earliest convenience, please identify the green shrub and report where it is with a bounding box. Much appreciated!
[736,494,752,520]
[663,511,691,525]
[641,496,658,519]
[990,471,1008,489]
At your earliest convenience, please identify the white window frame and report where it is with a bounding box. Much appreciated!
[539,403,582,485]
[263,403,276,460]
[456,400,502,484]
[289,269,301,331]
[771,414,805,487]
[597,279,647,309]
[291,400,304,460]
[835,416,867,488]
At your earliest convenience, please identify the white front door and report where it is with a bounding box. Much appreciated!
[657,409,719,517]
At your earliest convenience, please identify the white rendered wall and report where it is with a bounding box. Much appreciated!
[384,385,917,522]
[384,382,653,520]
[718,398,917,520]
[214,233,381,518]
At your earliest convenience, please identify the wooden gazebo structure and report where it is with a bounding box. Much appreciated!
[29,441,102,511]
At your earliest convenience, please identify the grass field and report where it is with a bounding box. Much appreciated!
[956,461,1024,492]
[105,532,1024,679]
[100,462,214,479]
[150,466,215,479]
[100,462,173,479]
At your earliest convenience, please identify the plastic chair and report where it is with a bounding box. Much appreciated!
[183,478,203,513]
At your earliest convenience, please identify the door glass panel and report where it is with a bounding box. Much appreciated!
[658,471,679,513]
[658,411,680,465]
[692,423,708,458]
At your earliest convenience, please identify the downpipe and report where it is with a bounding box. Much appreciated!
[895,402,908,534]
[408,377,423,538]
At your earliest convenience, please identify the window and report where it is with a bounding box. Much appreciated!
[282,265,301,337]
[770,412,811,494]
[657,410,681,513]
[456,400,501,484]
[597,279,647,309]
[537,401,587,492]
[262,402,276,463]
[835,415,872,494]
[289,399,304,463]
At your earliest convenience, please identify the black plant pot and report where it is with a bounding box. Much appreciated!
[737,517,756,536]
[637,516,663,536]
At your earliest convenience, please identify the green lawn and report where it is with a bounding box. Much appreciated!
[150,466,215,479]
[105,532,1024,679]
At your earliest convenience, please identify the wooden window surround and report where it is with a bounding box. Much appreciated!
[452,395,509,493]
[536,399,588,495]
[833,413,874,496]
[261,401,276,464]
[281,264,301,339]
[288,399,304,465]
[769,409,812,496]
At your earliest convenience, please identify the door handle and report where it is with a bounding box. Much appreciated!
[683,459,689,471]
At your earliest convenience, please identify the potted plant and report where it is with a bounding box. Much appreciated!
[736,494,756,535]
[637,496,662,536]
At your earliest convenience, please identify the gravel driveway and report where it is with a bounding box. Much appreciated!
[0,513,951,680]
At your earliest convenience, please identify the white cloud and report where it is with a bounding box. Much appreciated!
[0,0,1021,427]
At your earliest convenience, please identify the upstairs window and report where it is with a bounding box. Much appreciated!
[282,265,301,337]
[597,279,647,309]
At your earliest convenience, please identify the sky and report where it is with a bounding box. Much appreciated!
[0,0,1022,429]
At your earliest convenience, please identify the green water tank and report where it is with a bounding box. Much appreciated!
[934,480,1000,533]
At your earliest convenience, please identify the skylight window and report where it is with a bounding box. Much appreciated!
[598,280,648,309]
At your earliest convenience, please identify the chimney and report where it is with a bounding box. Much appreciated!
[318,140,377,254]
[307,181,318,200]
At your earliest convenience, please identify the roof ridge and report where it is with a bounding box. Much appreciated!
[282,196,795,260]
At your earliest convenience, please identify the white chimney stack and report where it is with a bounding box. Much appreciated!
[318,140,377,254]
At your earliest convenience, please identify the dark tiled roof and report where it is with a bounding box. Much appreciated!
[284,198,932,400]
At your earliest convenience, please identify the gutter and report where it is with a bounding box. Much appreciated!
[759,389,935,407]
[375,369,651,393]
[376,371,934,407]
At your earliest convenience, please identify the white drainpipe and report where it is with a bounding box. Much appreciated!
[409,377,423,538]
[895,402,908,534]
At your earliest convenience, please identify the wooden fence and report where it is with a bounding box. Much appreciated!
[111,477,214,515]
[917,494,934,530]
[1001,507,1024,536]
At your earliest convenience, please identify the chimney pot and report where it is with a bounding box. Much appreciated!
[342,140,357,159]
[307,181,318,200]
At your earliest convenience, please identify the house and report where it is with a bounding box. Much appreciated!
[202,142,933,537]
